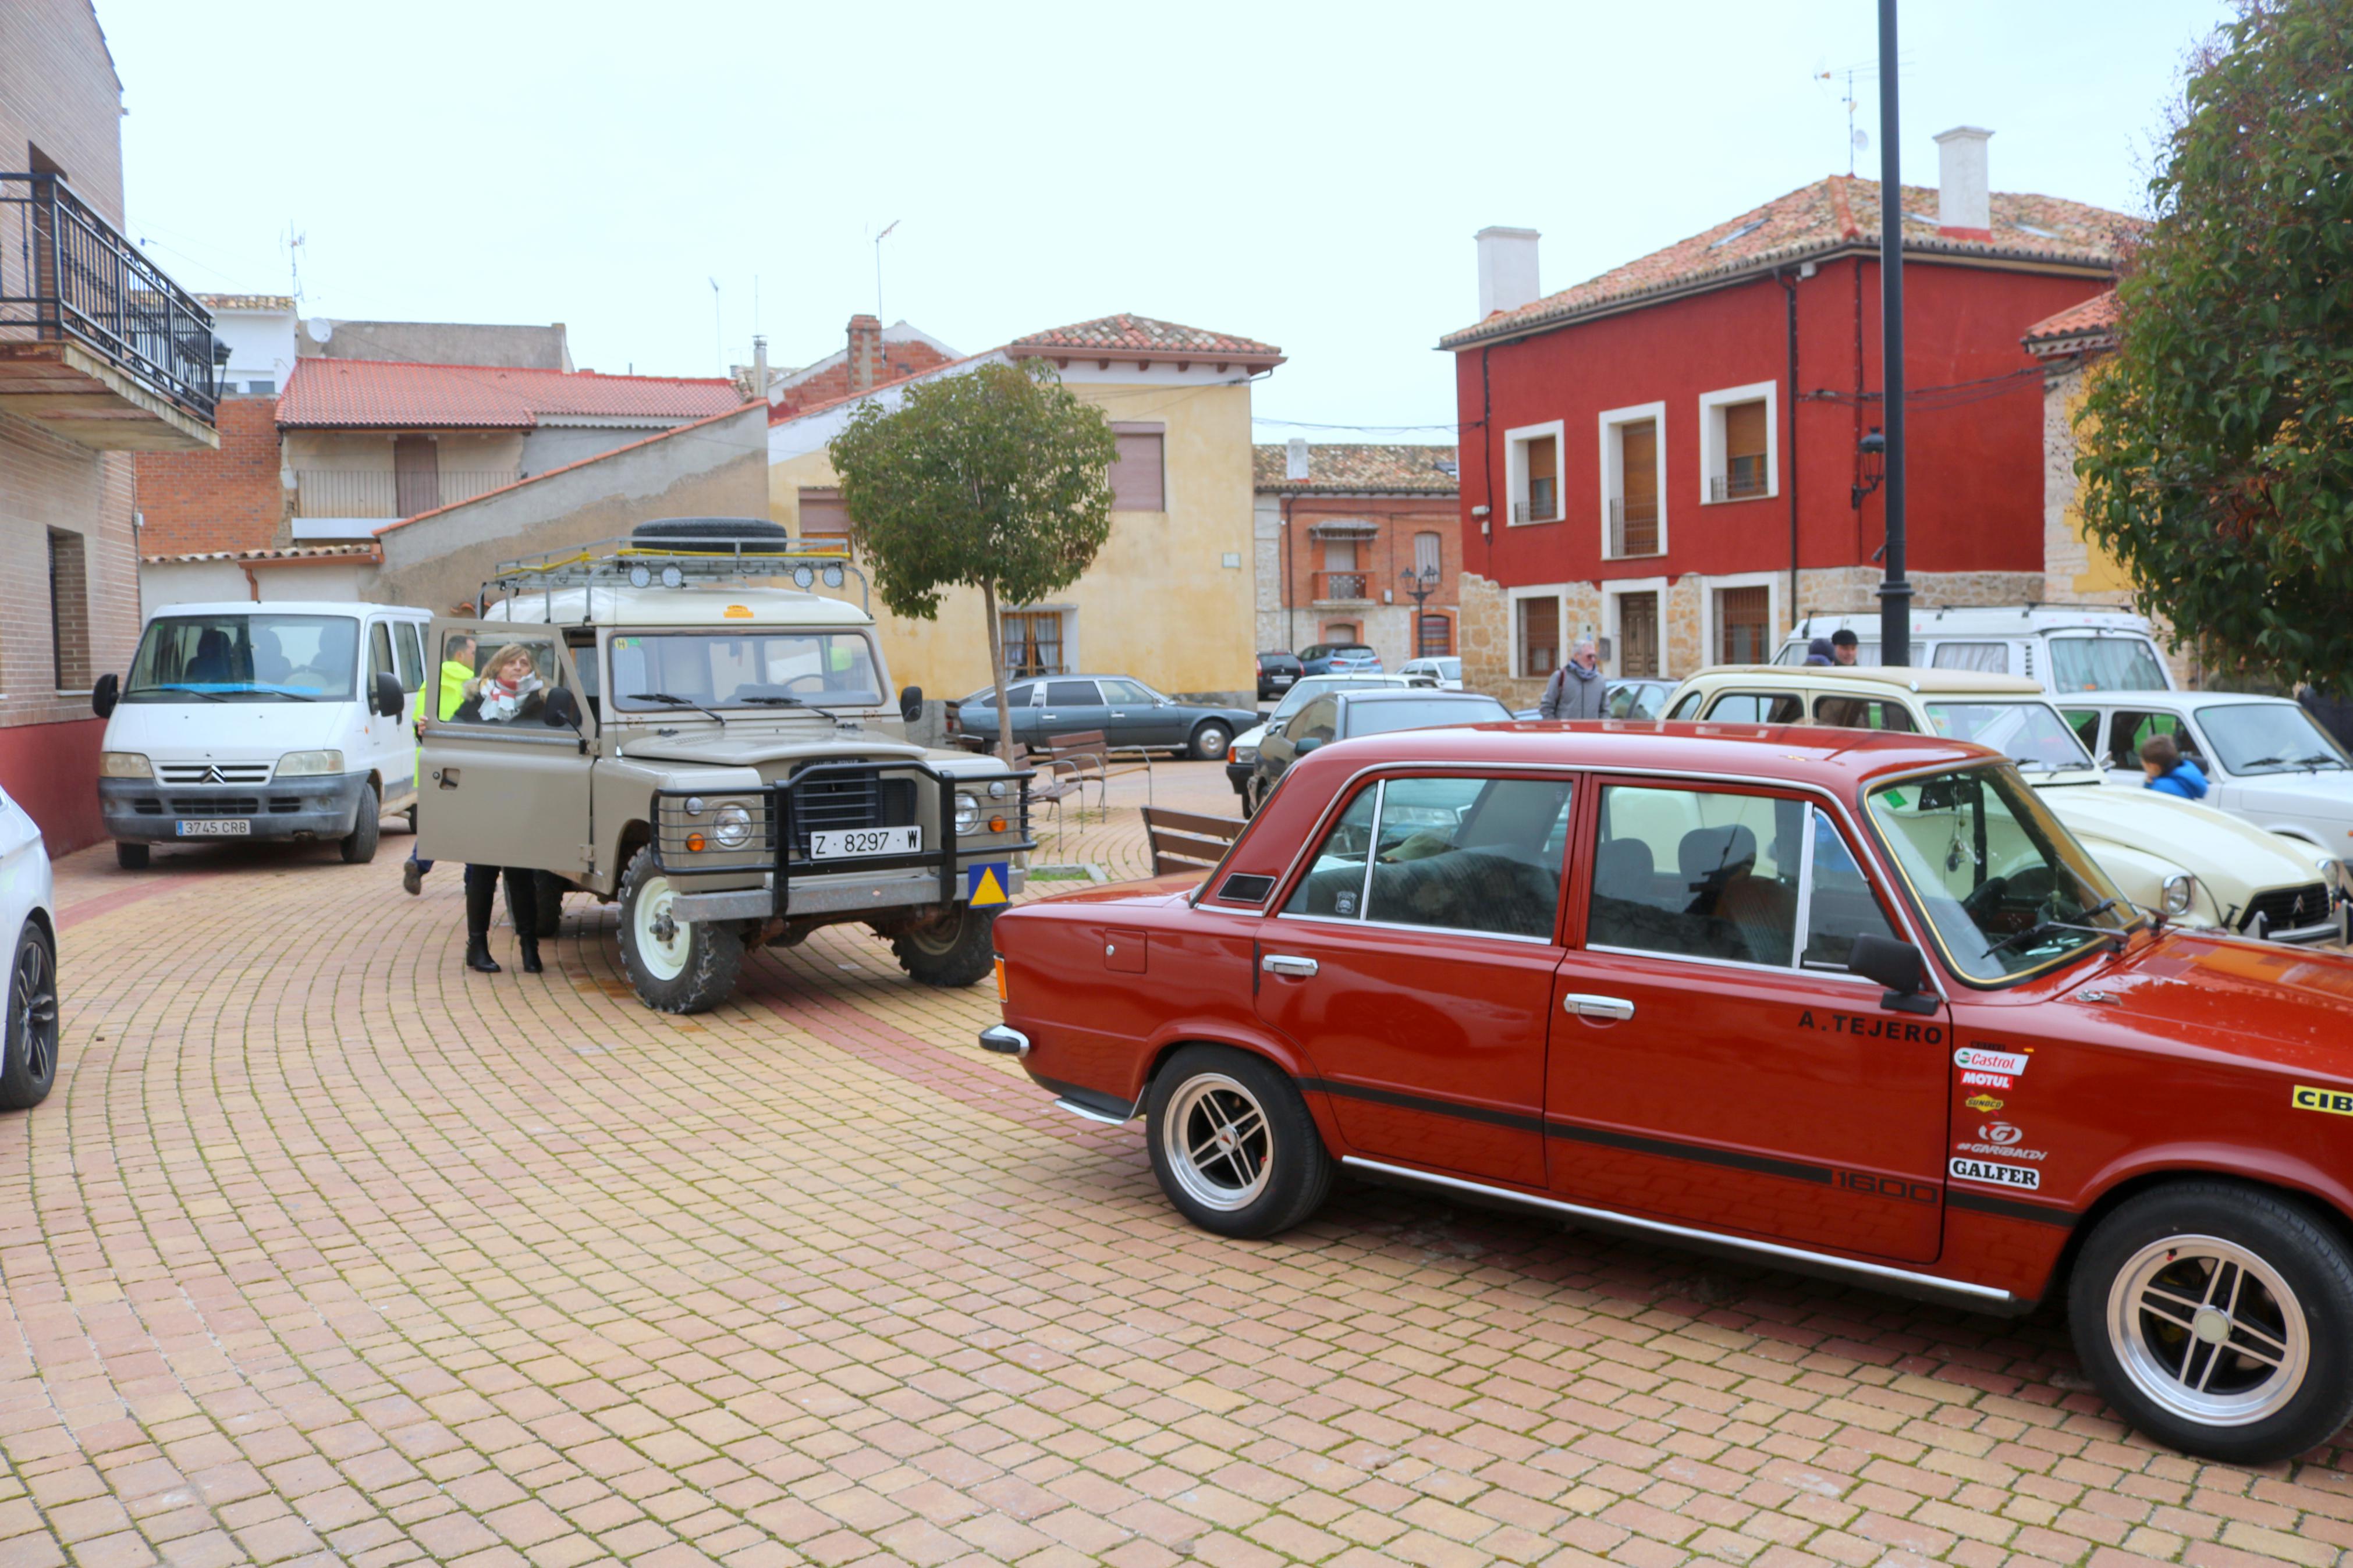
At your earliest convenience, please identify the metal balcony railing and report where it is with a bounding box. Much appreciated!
[1311,570,1370,602]
[0,173,217,420]
[1710,459,1769,502]
[1608,497,1662,557]
[293,468,523,518]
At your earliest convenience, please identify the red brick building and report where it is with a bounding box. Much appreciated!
[134,394,286,555]
[1443,131,2134,705]
[1253,443,1460,666]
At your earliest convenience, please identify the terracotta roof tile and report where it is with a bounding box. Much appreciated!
[2022,289,2121,353]
[1253,443,1460,494]
[1443,177,2141,350]
[1009,313,1283,363]
[277,360,743,429]
[770,339,961,419]
[141,543,378,564]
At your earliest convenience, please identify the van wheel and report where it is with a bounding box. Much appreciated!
[115,842,149,870]
[0,922,59,1112]
[506,869,566,939]
[2068,1180,2353,1463]
[340,786,381,864]
[890,904,998,987]
[617,845,741,1014]
[1145,1045,1332,1239]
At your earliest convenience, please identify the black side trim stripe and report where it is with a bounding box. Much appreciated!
[1024,1071,1134,1122]
[1547,1120,1834,1186]
[1947,1188,2075,1228]
[1297,1078,1548,1134]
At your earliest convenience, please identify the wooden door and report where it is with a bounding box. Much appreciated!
[393,436,441,517]
[1619,592,1659,678]
[1619,422,1658,553]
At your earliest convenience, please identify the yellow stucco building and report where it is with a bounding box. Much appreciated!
[766,314,1283,705]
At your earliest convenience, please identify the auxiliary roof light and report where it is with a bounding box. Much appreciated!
[661,565,684,588]
[822,563,846,588]
[629,564,652,588]
[793,565,817,589]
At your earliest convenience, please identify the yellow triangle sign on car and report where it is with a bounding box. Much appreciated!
[967,862,1010,906]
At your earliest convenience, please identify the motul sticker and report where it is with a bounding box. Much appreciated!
[1959,1071,2015,1090]
[1954,1046,2029,1076]
[1950,1156,2040,1190]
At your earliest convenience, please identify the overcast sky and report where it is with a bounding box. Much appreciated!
[99,0,2230,442]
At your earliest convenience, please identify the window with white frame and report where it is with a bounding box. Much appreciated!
[1705,574,1781,665]
[1505,420,1565,526]
[1598,403,1666,559]
[1516,593,1561,677]
[1699,382,1778,504]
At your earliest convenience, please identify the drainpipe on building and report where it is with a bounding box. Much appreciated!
[1779,269,1801,629]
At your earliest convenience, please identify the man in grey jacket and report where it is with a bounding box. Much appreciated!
[1540,637,1607,720]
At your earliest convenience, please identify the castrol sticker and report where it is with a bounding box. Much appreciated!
[1954,1046,2029,1077]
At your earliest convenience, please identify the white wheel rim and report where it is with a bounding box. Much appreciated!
[2106,1232,2309,1426]
[633,873,690,981]
[1164,1073,1273,1211]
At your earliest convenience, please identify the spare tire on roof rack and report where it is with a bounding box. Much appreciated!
[629,517,791,554]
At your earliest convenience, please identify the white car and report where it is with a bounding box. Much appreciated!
[0,784,58,1111]
[2060,692,2353,873]
[1775,605,2174,694]
[1227,673,1413,813]
[1399,656,1463,691]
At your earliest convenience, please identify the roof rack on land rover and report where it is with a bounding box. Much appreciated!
[480,526,871,614]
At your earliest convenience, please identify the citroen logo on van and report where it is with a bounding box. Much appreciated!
[201,765,226,785]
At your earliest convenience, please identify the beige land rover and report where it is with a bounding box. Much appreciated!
[418,520,1033,1013]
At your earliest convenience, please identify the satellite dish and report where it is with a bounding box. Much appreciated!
[1853,129,1871,153]
[307,317,333,343]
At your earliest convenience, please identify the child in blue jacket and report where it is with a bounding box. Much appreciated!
[2139,732,2209,801]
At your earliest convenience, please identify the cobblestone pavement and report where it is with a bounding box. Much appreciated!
[5,762,2352,1568]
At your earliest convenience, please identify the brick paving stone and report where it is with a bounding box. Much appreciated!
[0,768,2349,1564]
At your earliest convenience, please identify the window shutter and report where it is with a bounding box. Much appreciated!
[1724,400,1768,460]
[1109,426,1165,511]
[798,486,850,539]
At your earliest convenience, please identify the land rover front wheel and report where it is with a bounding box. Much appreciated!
[1145,1046,1332,1239]
[2069,1181,2353,1463]
[617,845,743,1014]
[889,904,998,987]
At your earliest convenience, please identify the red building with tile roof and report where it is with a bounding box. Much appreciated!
[1442,134,2135,702]
[1252,443,1462,665]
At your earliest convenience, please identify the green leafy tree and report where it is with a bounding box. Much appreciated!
[829,359,1119,764]
[2075,0,2353,686]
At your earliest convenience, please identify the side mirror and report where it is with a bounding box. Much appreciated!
[92,672,119,720]
[899,684,924,723]
[1850,933,1937,1015]
[371,671,405,719]
[1295,735,1323,755]
[542,686,583,731]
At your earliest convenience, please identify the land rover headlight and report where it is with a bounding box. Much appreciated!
[276,750,345,777]
[100,752,152,780]
[712,802,754,849]
[954,791,981,833]
[2162,872,2196,916]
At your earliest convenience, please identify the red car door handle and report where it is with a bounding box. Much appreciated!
[1563,993,1635,1020]
[1262,954,1319,978]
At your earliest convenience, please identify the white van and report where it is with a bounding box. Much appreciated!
[1774,605,2174,694]
[91,600,431,869]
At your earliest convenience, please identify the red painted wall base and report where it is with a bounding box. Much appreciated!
[0,717,105,855]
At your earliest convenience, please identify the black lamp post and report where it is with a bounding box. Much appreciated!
[1400,565,1440,659]
[1851,427,1886,512]
[1876,0,1912,666]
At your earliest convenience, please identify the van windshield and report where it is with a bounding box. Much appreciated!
[125,614,359,702]
[609,631,882,712]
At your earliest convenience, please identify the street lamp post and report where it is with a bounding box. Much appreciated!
[1400,566,1440,659]
[1876,0,1912,666]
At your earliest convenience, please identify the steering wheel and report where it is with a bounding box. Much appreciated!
[780,673,831,695]
[1961,874,2012,924]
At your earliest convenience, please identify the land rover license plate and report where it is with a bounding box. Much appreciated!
[177,820,250,837]
[810,826,921,860]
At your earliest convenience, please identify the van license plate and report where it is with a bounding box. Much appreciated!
[810,826,921,860]
[176,820,250,837]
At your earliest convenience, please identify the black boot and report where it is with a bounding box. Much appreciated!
[463,865,501,973]
[518,933,544,974]
[467,934,502,973]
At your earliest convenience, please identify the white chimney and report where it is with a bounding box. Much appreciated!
[1933,127,1993,236]
[1286,438,1309,481]
[1475,226,1542,318]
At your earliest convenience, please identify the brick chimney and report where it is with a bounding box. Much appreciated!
[846,315,883,394]
[1475,226,1542,318]
[1933,127,1993,241]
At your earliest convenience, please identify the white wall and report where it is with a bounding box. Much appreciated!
[210,307,299,397]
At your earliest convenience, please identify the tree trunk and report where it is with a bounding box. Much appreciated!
[980,578,1017,771]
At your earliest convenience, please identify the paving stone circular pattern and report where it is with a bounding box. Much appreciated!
[5,815,2352,1567]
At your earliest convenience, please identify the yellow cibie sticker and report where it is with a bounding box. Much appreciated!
[723,605,754,619]
[2291,1085,2353,1117]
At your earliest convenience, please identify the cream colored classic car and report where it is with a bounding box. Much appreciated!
[1661,668,2346,944]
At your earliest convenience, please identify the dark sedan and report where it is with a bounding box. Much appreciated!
[954,675,1260,761]
[1249,687,1513,807]
[1257,651,1303,701]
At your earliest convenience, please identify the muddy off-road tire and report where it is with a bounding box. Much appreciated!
[889,904,999,987]
[616,845,743,1014]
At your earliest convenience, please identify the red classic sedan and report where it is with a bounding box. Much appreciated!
[982,721,2353,1463]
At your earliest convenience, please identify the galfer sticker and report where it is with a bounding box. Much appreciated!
[1950,1157,2040,1190]
[1954,1046,2029,1076]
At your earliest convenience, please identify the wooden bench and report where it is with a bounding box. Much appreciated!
[1142,805,1245,881]
[1029,729,1156,809]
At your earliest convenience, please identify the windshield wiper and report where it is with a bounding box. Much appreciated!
[1986,896,2131,957]
[627,692,727,726]
[2291,753,2347,771]
[739,695,840,721]
[150,685,230,703]
[2235,755,2285,770]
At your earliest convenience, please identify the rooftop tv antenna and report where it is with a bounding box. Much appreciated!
[708,276,722,374]
[873,219,900,319]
